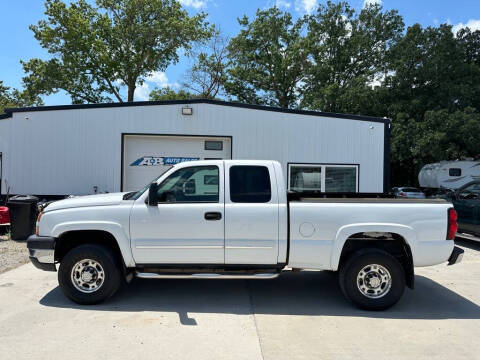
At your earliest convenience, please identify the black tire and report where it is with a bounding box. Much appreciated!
[339,249,405,311]
[58,244,121,305]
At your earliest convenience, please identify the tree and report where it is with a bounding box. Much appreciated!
[0,80,43,114]
[302,1,404,113]
[149,86,199,100]
[384,24,480,185]
[225,7,309,108]
[415,108,480,162]
[183,29,229,99]
[22,0,212,103]
[385,24,470,118]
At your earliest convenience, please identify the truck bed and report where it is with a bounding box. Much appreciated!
[287,193,453,270]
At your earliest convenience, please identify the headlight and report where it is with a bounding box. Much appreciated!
[35,212,43,236]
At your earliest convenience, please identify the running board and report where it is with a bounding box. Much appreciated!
[135,272,280,280]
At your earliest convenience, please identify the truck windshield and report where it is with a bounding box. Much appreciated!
[125,166,173,200]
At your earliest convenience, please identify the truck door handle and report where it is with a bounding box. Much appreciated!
[204,212,222,220]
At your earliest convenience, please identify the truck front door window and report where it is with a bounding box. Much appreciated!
[157,165,219,203]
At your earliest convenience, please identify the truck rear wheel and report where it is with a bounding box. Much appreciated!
[339,249,405,310]
[58,244,121,304]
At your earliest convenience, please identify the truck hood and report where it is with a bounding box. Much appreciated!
[44,193,128,212]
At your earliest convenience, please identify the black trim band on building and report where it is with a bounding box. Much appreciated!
[2,98,390,124]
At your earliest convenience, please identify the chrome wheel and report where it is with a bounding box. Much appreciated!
[71,259,105,293]
[356,264,392,299]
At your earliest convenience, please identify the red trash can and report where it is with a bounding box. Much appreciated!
[0,206,10,224]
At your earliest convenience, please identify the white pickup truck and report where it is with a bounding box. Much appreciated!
[27,160,463,310]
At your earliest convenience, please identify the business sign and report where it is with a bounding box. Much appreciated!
[130,156,200,167]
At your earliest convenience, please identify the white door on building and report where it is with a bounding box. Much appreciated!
[122,134,231,192]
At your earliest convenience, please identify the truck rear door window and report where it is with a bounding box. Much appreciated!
[230,166,271,203]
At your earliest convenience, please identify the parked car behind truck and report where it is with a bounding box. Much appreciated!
[392,187,426,199]
[27,160,463,310]
[437,181,480,242]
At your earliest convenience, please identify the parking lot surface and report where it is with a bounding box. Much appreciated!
[0,239,479,360]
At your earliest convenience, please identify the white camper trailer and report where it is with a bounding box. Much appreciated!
[418,160,480,190]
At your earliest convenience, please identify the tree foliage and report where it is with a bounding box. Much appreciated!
[183,29,230,99]
[225,7,309,108]
[22,0,212,103]
[149,86,199,101]
[0,81,43,114]
[301,1,404,113]
[383,24,480,185]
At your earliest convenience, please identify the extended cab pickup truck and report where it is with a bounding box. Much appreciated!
[27,160,464,310]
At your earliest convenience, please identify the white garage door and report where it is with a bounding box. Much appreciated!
[122,134,232,191]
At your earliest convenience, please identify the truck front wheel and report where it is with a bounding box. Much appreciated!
[339,249,405,310]
[58,244,121,304]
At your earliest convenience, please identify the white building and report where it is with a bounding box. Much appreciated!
[0,99,390,197]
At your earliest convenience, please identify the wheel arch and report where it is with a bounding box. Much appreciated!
[332,224,415,289]
[54,229,133,272]
[51,221,134,267]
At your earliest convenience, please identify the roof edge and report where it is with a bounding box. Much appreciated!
[0,111,12,120]
[3,98,390,124]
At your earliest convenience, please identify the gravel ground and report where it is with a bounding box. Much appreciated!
[0,232,29,274]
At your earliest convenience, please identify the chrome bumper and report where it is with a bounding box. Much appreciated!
[27,235,57,272]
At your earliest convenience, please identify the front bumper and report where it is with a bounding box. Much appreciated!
[26,235,57,271]
[448,246,464,265]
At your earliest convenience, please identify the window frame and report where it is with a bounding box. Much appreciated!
[287,163,359,193]
[156,165,221,204]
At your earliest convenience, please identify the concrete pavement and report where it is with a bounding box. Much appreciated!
[0,239,479,360]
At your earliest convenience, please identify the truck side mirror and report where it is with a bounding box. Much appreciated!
[147,183,159,206]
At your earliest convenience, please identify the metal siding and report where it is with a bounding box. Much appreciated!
[0,118,12,195]
[3,103,385,195]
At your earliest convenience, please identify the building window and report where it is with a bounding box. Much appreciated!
[325,166,357,192]
[205,141,223,151]
[288,164,358,192]
[449,168,462,177]
[289,165,322,192]
[230,166,271,203]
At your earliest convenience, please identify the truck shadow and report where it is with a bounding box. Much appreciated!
[39,271,480,322]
